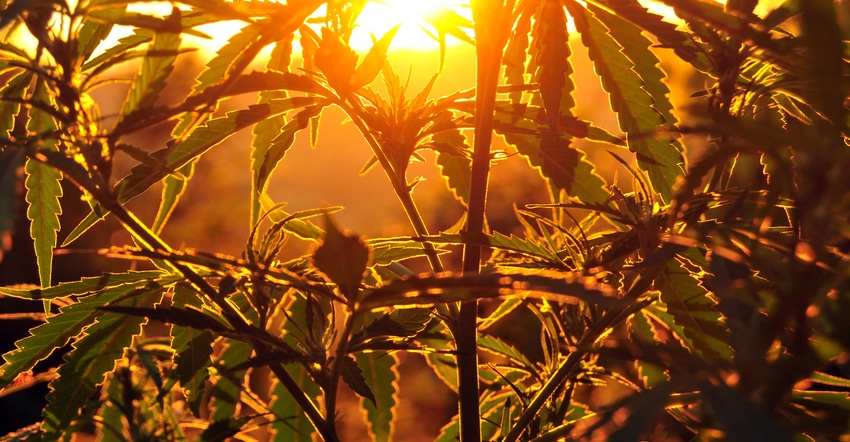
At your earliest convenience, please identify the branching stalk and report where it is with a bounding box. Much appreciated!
[503,271,659,441]
[341,98,445,274]
[30,151,333,441]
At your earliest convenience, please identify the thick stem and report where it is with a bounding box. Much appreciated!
[457,2,513,440]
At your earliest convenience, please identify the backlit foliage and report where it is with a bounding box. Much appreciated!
[0,0,849,440]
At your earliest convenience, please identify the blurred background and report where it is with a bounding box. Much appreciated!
[0,1,713,438]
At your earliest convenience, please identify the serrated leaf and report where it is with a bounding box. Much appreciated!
[355,352,398,442]
[97,368,127,440]
[115,97,321,205]
[169,285,215,417]
[340,354,376,406]
[98,306,230,333]
[477,334,533,369]
[350,308,433,351]
[25,80,62,289]
[479,297,522,331]
[250,37,293,227]
[0,71,30,138]
[256,104,324,193]
[565,1,684,203]
[591,4,677,125]
[350,25,400,90]
[269,363,322,440]
[503,6,532,104]
[497,122,608,202]
[24,157,63,288]
[209,338,253,421]
[0,274,179,391]
[808,371,850,389]
[534,0,572,129]
[627,310,670,387]
[118,8,181,123]
[437,392,517,442]
[192,21,263,94]
[369,242,437,266]
[0,270,168,300]
[592,0,706,71]
[82,27,152,71]
[41,288,163,439]
[152,159,195,234]
[436,150,471,206]
[312,214,369,301]
[652,259,732,361]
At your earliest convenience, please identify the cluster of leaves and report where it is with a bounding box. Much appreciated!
[0,0,848,441]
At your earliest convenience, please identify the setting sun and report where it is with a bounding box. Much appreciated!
[348,0,471,51]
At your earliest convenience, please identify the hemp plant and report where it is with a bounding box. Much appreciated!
[0,0,849,440]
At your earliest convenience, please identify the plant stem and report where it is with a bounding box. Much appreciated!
[503,274,658,441]
[343,99,445,274]
[323,309,358,433]
[457,1,514,440]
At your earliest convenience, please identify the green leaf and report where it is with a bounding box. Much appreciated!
[166,285,216,417]
[152,159,196,234]
[590,4,677,126]
[355,352,399,442]
[311,214,370,301]
[25,156,63,288]
[503,5,532,104]
[81,27,153,71]
[41,288,164,439]
[533,0,573,129]
[118,8,181,123]
[591,0,707,71]
[0,71,30,138]
[171,325,215,416]
[115,97,321,205]
[250,38,294,227]
[191,21,263,94]
[209,338,253,421]
[350,25,400,90]
[256,104,325,194]
[0,274,179,391]
[269,363,322,440]
[506,130,609,203]
[627,310,670,387]
[808,371,850,389]
[565,1,684,203]
[652,259,732,362]
[97,306,230,333]
[478,334,533,369]
[436,150,471,206]
[25,80,62,289]
[340,354,375,405]
[0,270,168,300]
[97,368,128,440]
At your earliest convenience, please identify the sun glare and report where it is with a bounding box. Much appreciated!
[349,0,470,51]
